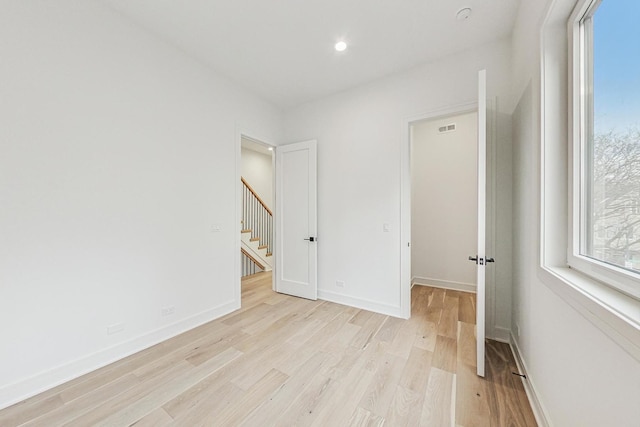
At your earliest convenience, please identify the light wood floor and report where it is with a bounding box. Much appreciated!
[0,272,537,426]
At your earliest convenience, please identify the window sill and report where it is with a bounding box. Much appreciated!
[538,265,640,361]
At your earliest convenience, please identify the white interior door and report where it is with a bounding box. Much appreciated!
[275,140,318,300]
[474,69,489,377]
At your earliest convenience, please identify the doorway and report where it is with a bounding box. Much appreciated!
[410,112,478,292]
[239,136,275,295]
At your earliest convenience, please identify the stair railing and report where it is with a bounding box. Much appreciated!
[241,250,260,276]
[241,177,273,255]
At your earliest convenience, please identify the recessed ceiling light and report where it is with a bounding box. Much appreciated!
[335,41,347,52]
[268,147,273,151]
[456,7,472,21]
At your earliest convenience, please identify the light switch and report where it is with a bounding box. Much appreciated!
[211,224,222,232]
[383,223,390,232]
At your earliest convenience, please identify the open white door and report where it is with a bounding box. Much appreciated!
[275,140,318,300]
[472,69,492,377]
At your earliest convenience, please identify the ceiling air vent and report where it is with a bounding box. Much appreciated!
[438,123,457,133]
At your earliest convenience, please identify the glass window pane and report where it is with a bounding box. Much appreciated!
[584,0,640,273]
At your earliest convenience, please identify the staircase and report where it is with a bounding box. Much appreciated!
[241,177,273,275]
[241,229,272,271]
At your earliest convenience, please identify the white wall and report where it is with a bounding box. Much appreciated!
[0,0,281,409]
[411,112,477,289]
[510,1,640,425]
[241,146,273,210]
[283,39,513,335]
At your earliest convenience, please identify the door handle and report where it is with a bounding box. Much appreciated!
[304,237,316,242]
[468,256,495,265]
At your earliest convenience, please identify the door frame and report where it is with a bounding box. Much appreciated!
[400,98,497,333]
[402,100,498,316]
[400,102,477,319]
[235,128,277,305]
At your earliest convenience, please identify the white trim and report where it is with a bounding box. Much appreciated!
[0,299,239,411]
[538,0,640,362]
[318,290,403,318]
[236,127,278,297]
[565,0,640,300]
[538,267,640,362]
[411,276,476,293]
[491,327,511,343]
[510,333,552,427]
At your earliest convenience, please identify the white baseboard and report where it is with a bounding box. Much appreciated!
[318,290,403,318]
[509,333,552,427]
[412,276,476,293]
[489,326,511,343]
[0,299,240,411]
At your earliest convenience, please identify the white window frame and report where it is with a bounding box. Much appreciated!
[539,0,640,363]
[568,0,640,300]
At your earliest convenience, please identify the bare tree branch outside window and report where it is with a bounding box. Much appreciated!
[588,127,640,271]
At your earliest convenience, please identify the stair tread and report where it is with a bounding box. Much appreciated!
[258,245,268,250]
[266,253,272,257]
[241,229,252,233]
[250,237,260,242]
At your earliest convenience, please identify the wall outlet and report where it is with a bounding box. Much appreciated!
[336,280,345,288]
[161,306,175,316]
[515,323,521,338]
[107,323,125,335]
[211,224,222,233]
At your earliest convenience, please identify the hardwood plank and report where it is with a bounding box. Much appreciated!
[458,291,476,324]
[374,316,405,343]
[62,361,193,427]
[455,361,491,427]
[199,368,289,426]
[92,348,243,427]
[457,321,477,368]
[275,308,360,376]
[438,292,459,338]
[0,395,63,427]
[349,311,387,350]
[308,367,375,427]
[21,374,141,427]
[239,351,332,426]
[428,288,446,308]
[166,381,244,425]
[129,408,173,427]
[347,406,385,427]
[484,340,538,426]
[161,356,250,419]
[385,385,423,427]
[387,318,420,359]
[421,367,455,427]
[398,346,432,393]
[432,335,458,373]
[274,373,336,426]
[413,319,438,352]
[359,351,407,417]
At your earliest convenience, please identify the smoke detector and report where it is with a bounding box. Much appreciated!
[456,8,472,21]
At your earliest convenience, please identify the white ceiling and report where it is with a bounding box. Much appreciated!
[102,0,521,109]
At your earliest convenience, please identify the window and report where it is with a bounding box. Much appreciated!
[571,0,640,298]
